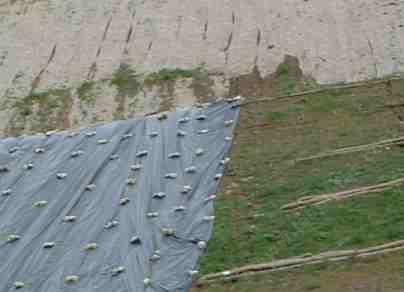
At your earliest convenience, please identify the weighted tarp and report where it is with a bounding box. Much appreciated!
[0,99,240,291]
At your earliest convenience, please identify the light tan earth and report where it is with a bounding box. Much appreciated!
[0,0,403,135]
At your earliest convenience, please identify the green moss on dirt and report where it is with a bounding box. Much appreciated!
[229,55,318,98]
[6,88,72,135]
[145,68,198,83]
[110,63,142,119]
[77,80,96,105]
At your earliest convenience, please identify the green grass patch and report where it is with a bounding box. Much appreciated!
[110,63,142,97]
[200,82,404,274]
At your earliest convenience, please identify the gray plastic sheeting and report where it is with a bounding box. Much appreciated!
[0,99,240,292]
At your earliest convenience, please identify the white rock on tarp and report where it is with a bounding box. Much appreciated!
[224,120,234,127]
[198,129,209,134]
[122,133,133,140]
[0,165,9,172]
[174,205,186,212]
[65,275,80,284]
[168,152,181,159]
[220,157,231,165]
[43,242,55,249]
[130,164,142,171]
[226,96,241,103]
[111,266,126,277]
[130,236,141,245]
[203,216,215,222]
[149,131,159,138]
[164,173,177,179]
[150,252,161,262]
[34,148,45,154]
[9,146,19,154]
[120,197,130,206]
[33,200,48,208]
[84,242,98,251]
[6,234,20,243]
[178,117,190,124]
[143,278,151,287]
[225,136,233,141]
[157,113,168,121]
[46,130,58,136]
[56,173,67,179]
[110,154,119,160]
[1,189,12,196]
[85,131,96,137]
[188,270,199,277]
[136,150,148,158]
[97,139,109,144]
[214,173,223,180]
[152,192,166,199]
[195,148,204,156]
[146,212,159,218]
[104,220,119,229]
[24,163,34,170]
[14,281,25,289]
[177,130,187,137]
[85,184,96,191]
[126,178,136,185]
[161,228,176,236]
[63,216,76,222]
[181,185,192,194]
[185,166,197,173]
[198,241,207,249]
[70,150,84,158]
[196,114,207,121]
[204,195,217,202]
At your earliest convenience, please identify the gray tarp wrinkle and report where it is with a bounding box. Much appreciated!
[0,100,240,292]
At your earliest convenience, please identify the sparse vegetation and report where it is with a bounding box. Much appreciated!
[77,80,96,104]
[6,88,72,135]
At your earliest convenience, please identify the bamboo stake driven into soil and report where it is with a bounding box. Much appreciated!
[196,240,404,286]
[239,76,404,107]
[280,177,404,211]
[293,137,404,163]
